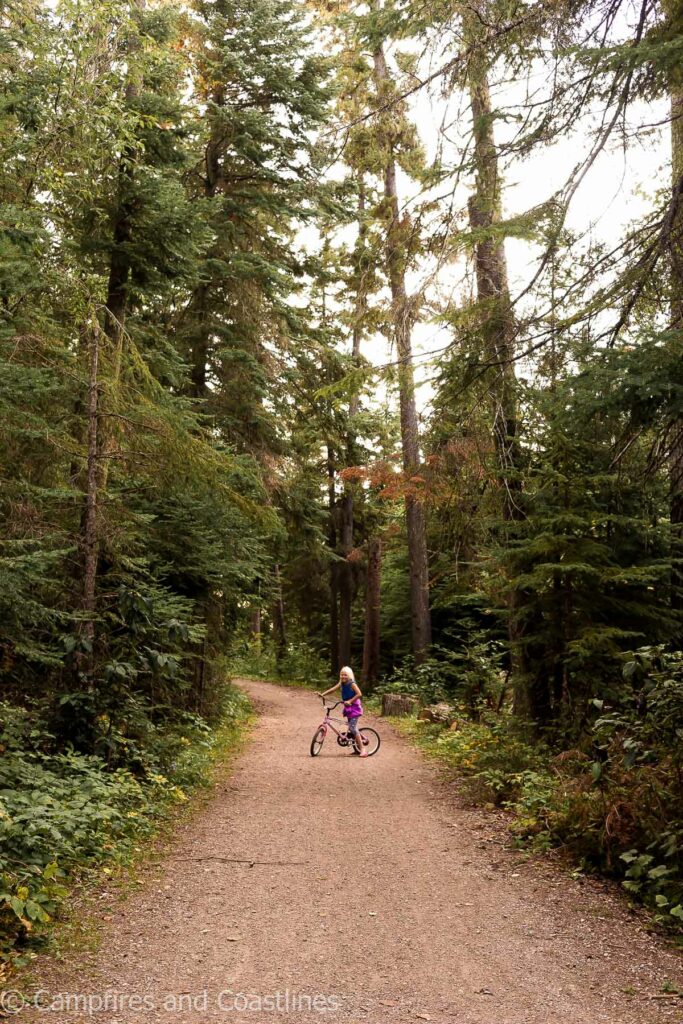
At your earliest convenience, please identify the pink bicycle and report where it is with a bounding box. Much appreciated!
[310,697,381,757]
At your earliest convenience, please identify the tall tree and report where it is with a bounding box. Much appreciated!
[338,178,369,666]
[461,5,527,711]
[665,0,683,609]
[362,535,382,685]
[463,7,522,526]
[369,28,432,664]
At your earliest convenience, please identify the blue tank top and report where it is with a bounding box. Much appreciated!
[341,680,356,701]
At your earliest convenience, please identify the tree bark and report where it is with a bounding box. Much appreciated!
[372,44,431,664]
[250,607,262,637]
[250,606,262,656]
[81,321,101,675]
[362,536,382,686]
[463,11,528,714]
[465,12,521,525]
[273,562,287,668]
[76,1,144,681]
[196,593,222,713]
[327,445,340,674]
[103,0,145,369]
[187,96,224,400]
[338,179,367,667]
[338,489,353,667]
[665,0,683,612]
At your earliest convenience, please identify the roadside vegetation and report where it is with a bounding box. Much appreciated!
[0,686,251,967]
[377,647,683,933]
[229,629,329,691]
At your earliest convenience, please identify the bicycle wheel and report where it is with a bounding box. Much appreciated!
[310,726,326,757]
[358,727,380,757]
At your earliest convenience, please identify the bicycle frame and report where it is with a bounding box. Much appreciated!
[311,696,379,758]
[317,700,351,740]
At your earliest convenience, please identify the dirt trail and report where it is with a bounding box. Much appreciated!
[20,680,682,1024]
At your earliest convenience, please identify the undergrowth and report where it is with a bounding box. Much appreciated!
[229,630,328,688]
[387,645,683,933]
[0,685,251,967]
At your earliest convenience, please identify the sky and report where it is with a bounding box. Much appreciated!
[311,25,671,416]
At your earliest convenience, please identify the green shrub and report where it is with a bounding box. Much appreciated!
[0,687,250,962]
[433,716,547,803]
[375,656,452,705]
[229,629,328,687]
[376,632,505,711]
[394,644,683,930]
[507,770,562,850]
[575,647,683,925]
[394,711,547,805]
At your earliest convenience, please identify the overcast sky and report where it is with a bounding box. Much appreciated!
[314,32,670,414]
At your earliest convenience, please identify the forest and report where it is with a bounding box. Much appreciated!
[2,0,683,963]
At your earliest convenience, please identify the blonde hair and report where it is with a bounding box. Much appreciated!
[340,665,355,682]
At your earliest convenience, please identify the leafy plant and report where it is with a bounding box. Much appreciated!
[0,686,250,962]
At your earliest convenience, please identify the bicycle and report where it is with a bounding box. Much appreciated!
[310,697,381,758]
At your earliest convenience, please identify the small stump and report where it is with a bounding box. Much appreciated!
[381,693,419,717]
[419,702,456,725]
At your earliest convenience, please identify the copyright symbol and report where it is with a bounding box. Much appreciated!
[0,989,26,1015]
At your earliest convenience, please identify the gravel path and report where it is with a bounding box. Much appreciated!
[18,679,683,1024]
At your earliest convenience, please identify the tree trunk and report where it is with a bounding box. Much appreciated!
[250,607,261,636]
[81,321,101,677]
[465,13,521,525]
[339,179,367,667]
[75,0,144,687]
[196,638,207,714]
[381,693,417,717]
[338,489,353,666]
[203,593,222,708]
[187,100,224,400]
[103,0,145,370]
[463,11,527,714]
[75,2,145,682]
[362,536,382,686]
[327,445,340,674]
[188,283,210,399]
[372,45,431,664]
[273,562,287,669]
[104,172,132,369]
[666,0,683,612]
[250,607,262,651]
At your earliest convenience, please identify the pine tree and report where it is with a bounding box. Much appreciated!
[314,0,435,664]
[663,0,683,612]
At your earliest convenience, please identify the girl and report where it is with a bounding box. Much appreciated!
[318,667,368,757]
